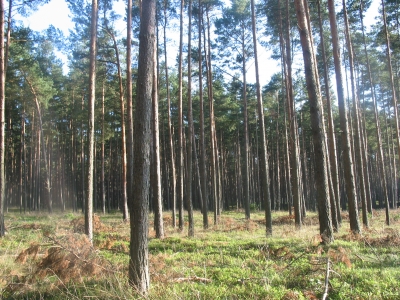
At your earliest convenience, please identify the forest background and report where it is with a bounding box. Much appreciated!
[0,0,400,297]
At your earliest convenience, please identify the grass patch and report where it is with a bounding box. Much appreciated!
[1,209,399,299]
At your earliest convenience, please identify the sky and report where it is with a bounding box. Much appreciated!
[14,0,380,84]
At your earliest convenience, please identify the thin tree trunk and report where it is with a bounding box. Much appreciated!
[126,0,134,222]
[178,0,185,230]
[342,0,369,228]
[317,0,340,230]
[204,9,218,224]
[152,39,164,239]
[25,77,52,213]
[186,0,194,237]
[105,27,129,221]
[163,0,177,228]
[85,0,98,243]
[242,36,251,220]
[101,81,106,214]
[381,0,397,225]
[198,2,208,229]
[283,0,302,228]
[250,0,271,235]
[0,0,5,237]
[327,0,360,233]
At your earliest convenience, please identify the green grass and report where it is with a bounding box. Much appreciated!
[0,209,399,299]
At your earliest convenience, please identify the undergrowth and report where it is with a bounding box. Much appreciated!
[0,209,399,299]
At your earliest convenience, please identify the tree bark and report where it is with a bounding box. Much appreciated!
[198,2,208,229]
[381,0,397,225]
[163,0,177,228]
[0,0,5,237]
[85,0,98,243]
[129,0,156,293]
[316,0,340,230]
[250,0,271,235]
[204,8,218,224]
[126,0,134,221]
[152,38,164,239]
[105,27,129,221]
[295,0,333,243]
[327,0,360,233]
[178,0,185,230]
[342,0,369,228]
[186,0,194,237]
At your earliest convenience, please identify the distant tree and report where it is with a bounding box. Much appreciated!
[215,0,253,219]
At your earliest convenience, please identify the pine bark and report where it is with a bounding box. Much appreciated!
[0,0,5,237]
[178,0,184,230]
[295,0,333,243]
[152,38,164,239]
[198,2,208,229]
[316,0,340,230]
[327,0,360,233]
[163,0,177,228]
[382,0,397,225]
[85,0,98,243]
[250,0,272,235]
[128,0,156,292]
[186,0,194,237]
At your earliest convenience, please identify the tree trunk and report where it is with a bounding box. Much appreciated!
[198,2,208,229]
[327,0,361,233]
[317,0,340,230]
[129,0,155,293]
[186,0,194,237]
[126,0,134,222]
[25,77,51,213]
[0,0,5,237]
[381,0,397,225]
[283,0,302,228]
[250,0,271,235]
[105,27,129,221]
[295,0,333,243]
[101,82,106,214]
[242,35,251,220]
[152,38,164,239]
[163,0,177,228]
[85,0,98,243]
[204,9,218,224]
[342,0,369,228]
[178,0,185,230]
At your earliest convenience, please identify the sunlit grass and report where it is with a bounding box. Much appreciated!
[0,208,399,299]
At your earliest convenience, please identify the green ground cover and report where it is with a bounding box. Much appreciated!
[0,209,399,299]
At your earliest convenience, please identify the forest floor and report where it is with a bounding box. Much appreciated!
[0,208,399,299]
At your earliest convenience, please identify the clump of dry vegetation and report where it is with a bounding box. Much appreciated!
[4,233,116,297]
[70,214,108,233]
